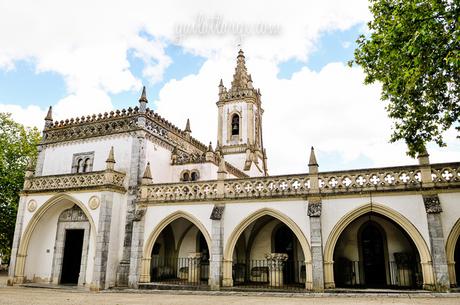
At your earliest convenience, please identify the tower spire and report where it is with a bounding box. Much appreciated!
[230,49,251,91]
[44,106,53,128]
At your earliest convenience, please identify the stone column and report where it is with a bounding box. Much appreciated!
[265,253,288,287]
[188,253,202,284]
[91,191,114,291]
[7,196,27,285]
[128,208,146,288]
[209,205,224,290]
[116,132,146,287]
[308,198,324,291]
[423,194,449,291]
[307,146,324,290]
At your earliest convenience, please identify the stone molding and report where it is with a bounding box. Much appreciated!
[423,194,443,214]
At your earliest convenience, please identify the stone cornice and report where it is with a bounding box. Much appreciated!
[138,162,460,203]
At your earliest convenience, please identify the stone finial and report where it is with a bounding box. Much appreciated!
[219,79,225,94]
[308,146,318,166]
[44,106,53,127]
[207,142,213,152]
[25,157,35,178]
[184,118,191,134]
[417,145,430,166]
[139,86,148,112]
[142,162,153,184]
[106,146,115,170]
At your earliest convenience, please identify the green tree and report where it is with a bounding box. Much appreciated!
[0,113,41,264]
[351,0,459,157]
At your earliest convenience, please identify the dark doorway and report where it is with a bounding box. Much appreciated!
[455,237,460,287]
[274,225,295,284]
[60,229,84,284]
[361,223,386,287]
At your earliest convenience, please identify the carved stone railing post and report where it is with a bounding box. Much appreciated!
[188,253,202,284]
[265,253,288,287]
[423,194,449,291]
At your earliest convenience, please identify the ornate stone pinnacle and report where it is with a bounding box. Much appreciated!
[207,141,213,152]
[106,146,116,169]
[308,146,318,166]
[230,48,251,91]
[139,86,148,103]
[142,162,153,184]
[45,106,53,121]
[184,118,191,133]
[218,156,227,174]
[219,79,223,87]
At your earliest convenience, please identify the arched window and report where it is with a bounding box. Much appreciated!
[182,171,190,181]
[191,171,199,181]
[76,159,83,173]
[231,114,240,136]
[83,158,91,173]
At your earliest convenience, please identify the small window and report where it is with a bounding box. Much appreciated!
[191,171,199,181]
[231,114,240,136]
[72,152,94,173]
[182,171,190,181]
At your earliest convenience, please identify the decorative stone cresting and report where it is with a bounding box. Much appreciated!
[423,195,443,214]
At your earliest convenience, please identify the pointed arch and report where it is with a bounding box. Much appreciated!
[223,208,312,289]
[13,194,96,283]
[139,210,212,283]
[323,203,435,289]
[446,218,460,287]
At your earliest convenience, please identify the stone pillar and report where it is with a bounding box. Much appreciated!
[128,208,146,288]
[188,253,202,284]
[7,196,27,285]
[308,198,324,291]
[423,194,449,291]
[91,191,113,291]
[116,132,146,287]
[209,205,224,290]
[265,253,288,287]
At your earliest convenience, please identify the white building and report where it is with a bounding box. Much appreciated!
[7,50,460,292]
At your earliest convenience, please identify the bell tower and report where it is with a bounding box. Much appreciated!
[216,49,268,176]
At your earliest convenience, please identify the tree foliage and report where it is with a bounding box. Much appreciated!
[0,113,41,263]
[352,0,459,157]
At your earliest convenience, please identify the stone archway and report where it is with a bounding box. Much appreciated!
[223,208,313,289]
[140,211,212,283]
[446,218,460,287]
[11,194,96,284]
[323,203,434,289]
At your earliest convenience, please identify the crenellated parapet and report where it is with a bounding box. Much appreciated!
[138,162,460,203]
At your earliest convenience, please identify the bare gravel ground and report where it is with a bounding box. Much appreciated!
[1,273,460,305]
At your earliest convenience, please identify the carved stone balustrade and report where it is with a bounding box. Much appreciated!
[138,162,460,204]
[23,170,126,194]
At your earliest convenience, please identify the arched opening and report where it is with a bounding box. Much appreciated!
[11,194,96,286]
[147,216,210,286]
[82,158,90,173]
[333,213,422,289]
[231,114,240,136]
[76,159,83,173]
[455,239,460,287]
[190,171,199,181]
[182,171,190,182]
[231,215,306,290]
